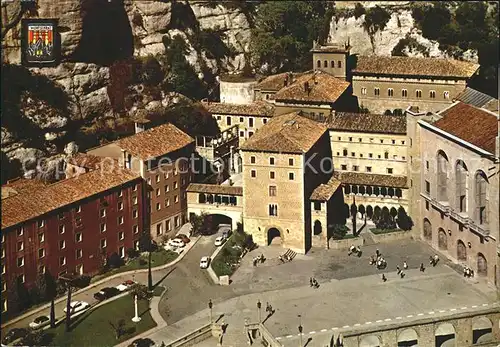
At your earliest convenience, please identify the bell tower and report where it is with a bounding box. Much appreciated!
[310,39,351,80]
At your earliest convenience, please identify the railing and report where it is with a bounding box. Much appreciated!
[164,323,212,347]
[468,222,490,237]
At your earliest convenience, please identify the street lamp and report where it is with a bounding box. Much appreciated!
[298,314,303,347]
[208,299,213,324]
[257,300,262,323]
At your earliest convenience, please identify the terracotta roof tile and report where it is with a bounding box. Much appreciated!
[1,179,48,199]
[117,123,194,160]
[333,171,408,188]
[68,153,106,169]
[201,101,275,117]
[186,183,243,196]
[1,162,141,229]
[327,112,407,134]
[434,102,498,154]
[255,72,307,91]
[353,56,479,78]
[310,176,342,201]
[240,111,328,154]
[274,71,350,104]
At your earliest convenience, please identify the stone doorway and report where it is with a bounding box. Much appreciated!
[477,253,487,276]
[267,228,281,246]
[457,240,467,261]
[438,228,447,250]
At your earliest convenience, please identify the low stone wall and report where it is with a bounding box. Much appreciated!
[329,236,364,250]
[207,235,236,285]
[164,323,213,347]
[370,230,414,243]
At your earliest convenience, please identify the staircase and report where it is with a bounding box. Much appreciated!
[283,249,297,261]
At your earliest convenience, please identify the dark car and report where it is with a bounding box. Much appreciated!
[176,234,190,243]
[128,338,155,347]
[93,287,120,301]
[2,328,28,345]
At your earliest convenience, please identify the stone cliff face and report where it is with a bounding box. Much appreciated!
[1,0,252,177]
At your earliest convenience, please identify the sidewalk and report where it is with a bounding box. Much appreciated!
[2,224,197,330]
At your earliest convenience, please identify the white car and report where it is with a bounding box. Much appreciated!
[29,315,50,329]
[168,238,185,248]
[214,236,226,246]
[199,256,211,269]
[63,301,89,314]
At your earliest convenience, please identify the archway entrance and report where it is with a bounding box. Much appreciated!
[435,323,455,347]
[398,328,418,347]
[472,316,493,344]
[457,240,467,261]
[313,220,322,235]
[199,214,233,235]
[267,228,281,245]
[423,218,432,241]
[477,253,487,276]
[438,228,447,250]
[360,335,381,347]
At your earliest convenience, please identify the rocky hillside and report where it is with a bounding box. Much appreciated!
[1,0,252,180]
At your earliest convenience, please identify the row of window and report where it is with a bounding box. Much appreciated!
[198,194,238,205]
[344,185,403,198]
[250,156,295,166]
[221,116,268,128]
[154,195,180,211]
[316,59,342,69]
[361,87,450,99]
[240,130,255,138]
[155,216,182,236]
[338,165,393,174]
[250,170,295,181]
[338,149,405,161]
[147,172,184,186]
[337,137,405,145]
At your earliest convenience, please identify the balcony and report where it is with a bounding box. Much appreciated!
[420,192,451,214]
[468,221,490,237]
[449,210,469,226]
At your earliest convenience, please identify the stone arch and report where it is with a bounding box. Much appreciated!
[358,204,366,216]
[437,150,449,202]
[267,227,282,245]
[457,240,467,261]
[474,171,488,225]
[388,187,395,197]
[350,203,358,217]
[352,185,359,194]
[438,228,448,250]
[381,187,388,196]
[366,186,373,195]
[397,328,418,347]
[207,194,214,203]
[472,316,493,344]
[313,220,322,236]
[423,218,432,241]
[359,186,366,195]
[382,206,390,215]
[455,160,468,212]
[204,214,234,233]
[435,322,455,347]
[477,253,487,276]
[366,205,374,219]
[359,334,381,347]
[390,207,398,219]
[374,206,382,220]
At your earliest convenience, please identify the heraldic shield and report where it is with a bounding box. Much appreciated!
[21,19,60,67]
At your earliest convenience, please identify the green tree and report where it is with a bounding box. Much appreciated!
[396,206,414,231]
[190,212,208,236]
[251,1,333,73]
[17,330,46,347]
[363,5,391,35]
[109,319,126,340]
[129,283,153,301]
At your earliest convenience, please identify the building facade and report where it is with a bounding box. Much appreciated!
[88,123,195,241]
[1,159,145,316]
[352,55,479,114]
[311,40,351,79]
[408,101,499,287]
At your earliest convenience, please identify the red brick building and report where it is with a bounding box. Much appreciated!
[0,157,146,316]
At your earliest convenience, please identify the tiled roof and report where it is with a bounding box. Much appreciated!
[274,71,350,104]
[201,101,275,117]
[454,87,495,108]
[1,161,141,229]
[254,72,307,91]
[240,111,328,154]
[117,123,194,160]
[68,153,105,169]
[310,176,342,201]
[1,179,47,200]
[482,98,499,113]
[353,56,479,78]
[327,112,407,134]
[186,183,243,196]
[310,43,350,53]
[434,102,498,154]
[333,171,408,188]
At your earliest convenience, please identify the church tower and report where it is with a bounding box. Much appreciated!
[310,39,351,80]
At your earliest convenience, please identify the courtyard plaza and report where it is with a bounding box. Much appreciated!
[137,239,498,346]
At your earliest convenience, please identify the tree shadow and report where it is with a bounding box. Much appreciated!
[303,337,313,347]
[153,267,177,289]
[139,307,151,318]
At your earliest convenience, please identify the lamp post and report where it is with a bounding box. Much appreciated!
[257,300,262,323]
[132,295,141,322]
[208,299,213,324]
[147,248,153,291]
[298,314,303,347]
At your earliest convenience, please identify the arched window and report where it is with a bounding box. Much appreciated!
[374,87,380,96]
[401,89,408,97]
[437,151,449,201]
[387,88,394,97]
[475,171,488,224]
[324,60,328,68]
[429,90,436,98]
[423,218,432,240]
[416,90,422,98]
[337,60,342,68]
[330,60,335,68]
[344,185,351,195]
[455,161,468,213]
[317,60,321,68]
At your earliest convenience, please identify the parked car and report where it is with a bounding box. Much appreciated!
[214,235,226,246]
[199,256,211,269]
[28,315,50,329]
[168,238,185,248]
[94,287,120,301]
[2,328,28,345]
[218,224,232,239]
[63,301,89,314]
[176,234,190,243]
[122,279,136,288]
[128,338,155,347]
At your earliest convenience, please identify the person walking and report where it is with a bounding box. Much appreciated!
[382,274,387,282]
[419,263,425,272]
[400,271,405,279]
[310,277,314,287]
[396,265,401,274]
[403,261,408,270]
